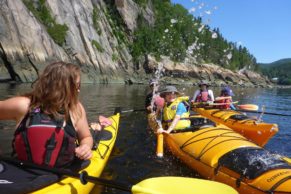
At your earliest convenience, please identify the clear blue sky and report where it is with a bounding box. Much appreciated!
[171,0,291,63]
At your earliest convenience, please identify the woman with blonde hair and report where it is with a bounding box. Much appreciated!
[0,61,93,167]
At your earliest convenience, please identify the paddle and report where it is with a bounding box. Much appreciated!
[121,108,146,113]
[237,104,259,111]
[156,133,164,158]
[237,109,291,117]
[0,156,238,194]
[191,101,239,107]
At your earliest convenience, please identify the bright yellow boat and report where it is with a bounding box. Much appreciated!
[193,107,278,146]
[32,111,120,194]
[154,115,291,194]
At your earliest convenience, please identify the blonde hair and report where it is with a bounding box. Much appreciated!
[26,61,81,120]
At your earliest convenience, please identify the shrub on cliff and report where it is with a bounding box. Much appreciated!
[22,0,68,46]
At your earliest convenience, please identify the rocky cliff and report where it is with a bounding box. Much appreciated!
[0,0,271,87]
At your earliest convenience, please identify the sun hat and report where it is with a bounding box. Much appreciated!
[198,80,210,87]
[221,87,234,96]
[159,86,180,97]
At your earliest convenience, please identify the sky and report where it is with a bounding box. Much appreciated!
[171,0,291,63]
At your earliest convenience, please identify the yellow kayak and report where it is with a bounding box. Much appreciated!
[193,107,278,146]
[30,111,120,194]
[151,115,291,194]
[33,113,120,194]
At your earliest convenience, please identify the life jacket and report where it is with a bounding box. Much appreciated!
[195,89,211,102]
[215,97,232,109]
[162,97,190,130]
[13,108,77,167]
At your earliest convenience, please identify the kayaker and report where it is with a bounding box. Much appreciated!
[215,86,236,110]
[145,79,162,113]
[158,86,190,134]
[0,61,93,167]
[192,80,215,103]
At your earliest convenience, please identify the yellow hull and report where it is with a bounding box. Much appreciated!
[193,108,278,146]
[32,112,120,194]
[164,116,291,194]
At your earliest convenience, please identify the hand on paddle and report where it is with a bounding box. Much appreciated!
[157,127,171,134]
[75,143,92,160]
[90,122,102,131]
[90,115,112,131]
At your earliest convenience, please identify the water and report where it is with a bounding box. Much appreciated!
[0,83,290,193]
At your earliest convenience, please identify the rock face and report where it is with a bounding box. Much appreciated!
[0,0,270,87]
[115,0,154,32]
[144,55,271,87]
[0,0,133,83]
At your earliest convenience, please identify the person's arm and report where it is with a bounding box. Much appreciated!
[229,98,236,110]
[0,96,30,125]
[74,102,93,160]
[165,103,186,133]
[165,115,181,133]
[208,90,215,102]
[145,93,153,112]
[215,96,232,101]
[192,90,200,102]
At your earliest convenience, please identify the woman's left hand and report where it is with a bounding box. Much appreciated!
[75,144,92,160]
[90,122,102,131]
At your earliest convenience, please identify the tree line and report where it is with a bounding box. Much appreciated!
[131,0,260,72]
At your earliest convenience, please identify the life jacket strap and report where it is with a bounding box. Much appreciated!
[45,132,57,166]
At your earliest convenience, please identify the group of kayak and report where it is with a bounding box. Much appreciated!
[146,82,291,194]
[0,74,290,194]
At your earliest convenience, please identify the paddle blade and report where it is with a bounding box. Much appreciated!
[237,104,259,111]
[282,157,291,165]
[131,177,238,194]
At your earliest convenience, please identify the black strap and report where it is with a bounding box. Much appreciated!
[21,131,33,161]
[45,133,57,166]
[214,164,221,175]
[236,175,244,188]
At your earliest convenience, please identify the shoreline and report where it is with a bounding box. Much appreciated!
[1,80,290,89]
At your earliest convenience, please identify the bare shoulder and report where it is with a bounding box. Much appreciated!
[0,96,30,121]
[0,96,30,110]
[70,101,86,124]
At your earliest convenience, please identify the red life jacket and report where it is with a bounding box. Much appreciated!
[13,108,77,167]
[196,90,211,102]
[215,98,231,109]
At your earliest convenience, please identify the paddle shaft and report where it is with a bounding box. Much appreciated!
[238,109,291,116]
[121,108,146,113]
[0,156,131,192]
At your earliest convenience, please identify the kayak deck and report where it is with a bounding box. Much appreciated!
[163,115,291,194]
[193,107,278,146]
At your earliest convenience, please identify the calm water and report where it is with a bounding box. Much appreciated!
[0,83,290,193]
